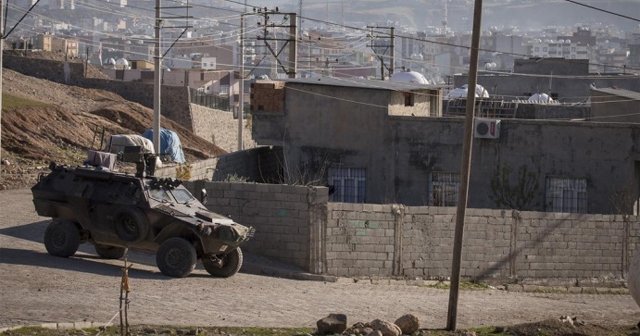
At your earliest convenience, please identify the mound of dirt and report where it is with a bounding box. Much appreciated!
[0,68,226,189]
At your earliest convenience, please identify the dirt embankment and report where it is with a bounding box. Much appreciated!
[0,67,225,189]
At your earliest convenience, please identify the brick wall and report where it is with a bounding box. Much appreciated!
[193,182,329,270]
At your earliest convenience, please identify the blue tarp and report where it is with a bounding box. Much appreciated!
[142,128,186,163]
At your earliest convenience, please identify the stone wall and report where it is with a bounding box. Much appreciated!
[3,53,85,84]
[81,79,193,132]
[4,53,194,132]
[196,182,329,270]
[189,104,256,152]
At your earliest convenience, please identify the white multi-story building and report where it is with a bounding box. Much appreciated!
[528,39,589,59]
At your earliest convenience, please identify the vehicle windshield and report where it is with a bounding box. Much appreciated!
[171,188,196,204]
[148,188,173,203]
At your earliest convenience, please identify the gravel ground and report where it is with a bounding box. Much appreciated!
[1,189,639,330]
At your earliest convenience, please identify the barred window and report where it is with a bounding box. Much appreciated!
[429,172,459,206]
[328,168,366,203]
[545,177,587,213]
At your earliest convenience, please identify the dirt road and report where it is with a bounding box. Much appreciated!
[1,189,638,330]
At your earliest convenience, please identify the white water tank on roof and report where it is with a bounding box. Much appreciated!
[390,71,431,85]
[528,93,554,104]
[446,84,490,99]
[115,58,129,69]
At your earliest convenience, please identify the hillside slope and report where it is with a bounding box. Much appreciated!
[0,68,225,189]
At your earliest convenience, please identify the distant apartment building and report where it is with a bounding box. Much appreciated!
[100,36,154,63]
[594,48,628,73]
[527,39,589,60]
[166,36,234,70]
[48,0,74,9]
[557,26,596,47]
[629,33,640,69]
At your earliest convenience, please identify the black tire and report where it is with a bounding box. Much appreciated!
[114,209,149,243]
[44,220,81,257]
[202,247,243,278]
[95,244,126,259]
[156,238,197,278]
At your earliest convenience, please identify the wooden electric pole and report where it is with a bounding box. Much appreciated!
[0,0,4,167]
[152,0,162,154]
[446,0,483,331]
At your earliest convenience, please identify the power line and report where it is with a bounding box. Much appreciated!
[562,0,640,23]
[220,0,640,72]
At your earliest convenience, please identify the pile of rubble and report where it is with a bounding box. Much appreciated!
[315,313,420,336]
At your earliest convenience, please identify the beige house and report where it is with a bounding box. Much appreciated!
[32,34,79,58]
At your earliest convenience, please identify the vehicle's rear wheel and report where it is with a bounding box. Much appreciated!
[44,220,81,257]
[202,247,243,278]
[156,238,197,278]
[95,244,126,259]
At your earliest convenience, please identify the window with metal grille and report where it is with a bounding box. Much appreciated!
[328,168,366,203]
[429,172,460,206]
[545,177,587,213]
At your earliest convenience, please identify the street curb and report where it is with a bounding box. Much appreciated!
[249,265,338,282]
[0,321,107,333]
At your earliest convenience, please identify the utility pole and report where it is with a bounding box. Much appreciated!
[367,26,395,80]
[256,8,297,78]
[84,46,89,78]
[238,13,244,151]
[288,13,297,79]
[298,0,302,36]
[152,0,162,154]
[0,0,4,166]
[446,0,483,331]
[152,0,191,154]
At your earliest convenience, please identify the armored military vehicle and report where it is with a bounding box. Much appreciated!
[31,147,253,278]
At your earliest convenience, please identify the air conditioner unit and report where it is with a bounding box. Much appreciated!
[474,118,501,139]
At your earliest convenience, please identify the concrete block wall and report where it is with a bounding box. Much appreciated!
[198,182,329,270]
[326,203,399,277]
[327,204,639,281]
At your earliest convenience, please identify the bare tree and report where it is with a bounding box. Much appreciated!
[490,164,539,210]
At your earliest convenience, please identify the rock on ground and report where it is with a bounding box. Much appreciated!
[394,314,419,335]
[370,319,401,336]
[316,313,347,335]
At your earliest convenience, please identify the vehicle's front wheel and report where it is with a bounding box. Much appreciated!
[202,247,243,278]
[95,244,126,259]
[44,220,81,257]
[156,238,197,278]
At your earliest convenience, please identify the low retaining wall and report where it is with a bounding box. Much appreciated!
[192,182,638,282]
[196,182,328,270]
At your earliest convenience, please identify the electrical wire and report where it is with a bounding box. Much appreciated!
[221,0,640,72]
[562,0,640,23]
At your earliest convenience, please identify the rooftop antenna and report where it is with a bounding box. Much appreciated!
[326,0,329,23]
